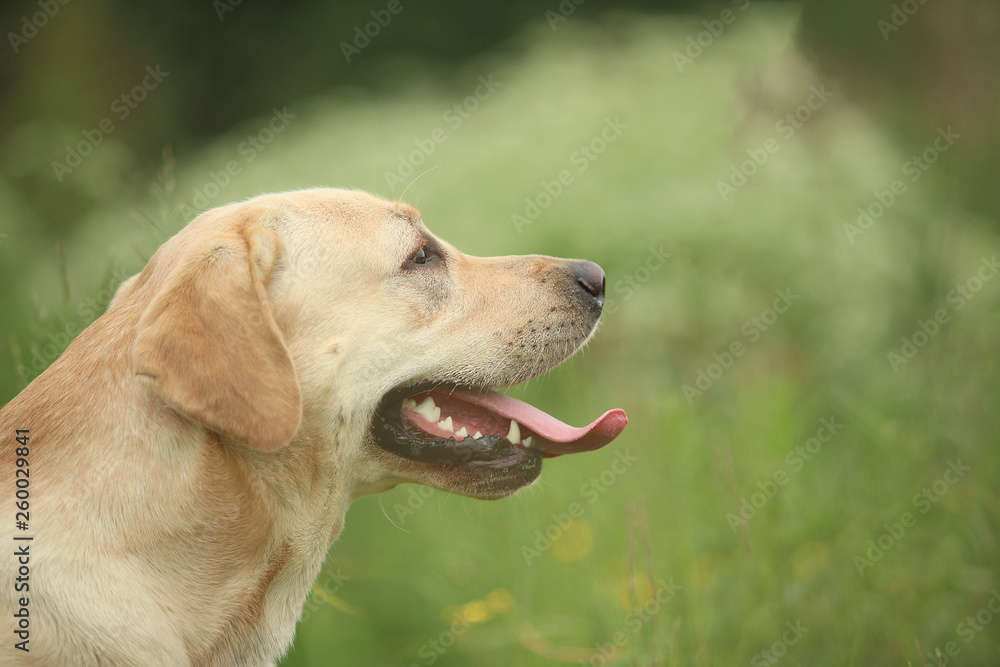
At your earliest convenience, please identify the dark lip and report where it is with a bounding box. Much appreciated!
[369,380,543,471]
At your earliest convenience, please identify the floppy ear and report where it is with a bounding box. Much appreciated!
[132,225,301,451]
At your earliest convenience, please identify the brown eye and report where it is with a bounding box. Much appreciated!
[405,238,444,270]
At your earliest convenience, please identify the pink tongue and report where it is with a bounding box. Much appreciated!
[444,388,628,455]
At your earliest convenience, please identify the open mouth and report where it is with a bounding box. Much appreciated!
[371,383,628,472]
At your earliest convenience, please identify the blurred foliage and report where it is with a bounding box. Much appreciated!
[797,0,1000,228]
[0,0,712,235]
[1,1,999,666]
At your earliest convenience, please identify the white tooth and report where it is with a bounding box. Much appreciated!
[507,421,521,445]
[455,427,469,439]
[473,431,483,439]
[402,398,417,410]
[414,396,435,415]
[523,436,533,448]
[438,416,454,433]
[413,396,441,423]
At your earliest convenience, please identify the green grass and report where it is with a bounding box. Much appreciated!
[1,6,998,666]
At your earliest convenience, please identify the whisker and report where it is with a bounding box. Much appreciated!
[397,165,441,205]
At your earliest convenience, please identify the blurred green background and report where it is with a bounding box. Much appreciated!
[2,1,1000,665]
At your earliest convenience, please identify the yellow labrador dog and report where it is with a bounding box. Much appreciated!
[0,188,626,666]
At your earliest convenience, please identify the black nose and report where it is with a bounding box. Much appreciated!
[571,260,606,305]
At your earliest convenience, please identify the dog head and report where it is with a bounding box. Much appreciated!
[125,189,626,500]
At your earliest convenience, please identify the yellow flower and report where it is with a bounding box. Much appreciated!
[460,600,493,624]
[617,573,655,610]
[486,588,515,614]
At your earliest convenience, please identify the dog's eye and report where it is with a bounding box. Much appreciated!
[406,241,441,268]
[401,237,445,271]
[410,247,428,265]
